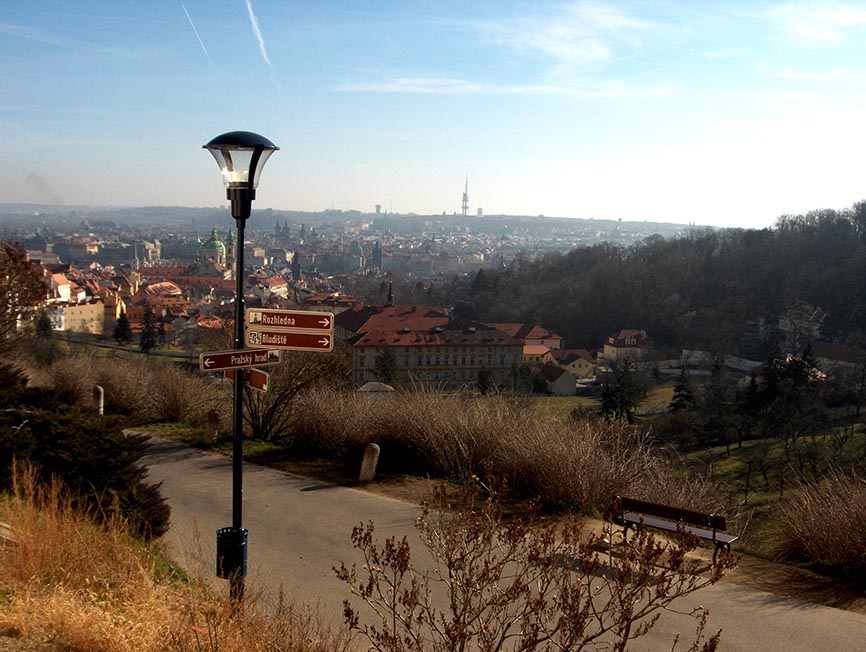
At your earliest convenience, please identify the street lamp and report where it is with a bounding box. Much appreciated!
[204,131,278,601]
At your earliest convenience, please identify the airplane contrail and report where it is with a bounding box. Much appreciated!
[181,3,216,70]
[181,3,247,126]
[245,0,272,69]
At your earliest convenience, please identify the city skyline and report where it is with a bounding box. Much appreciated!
[3,1,866,229]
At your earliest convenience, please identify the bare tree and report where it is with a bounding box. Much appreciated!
[0,240,46,352]
[337,482,731,652]
[243,348,353,441]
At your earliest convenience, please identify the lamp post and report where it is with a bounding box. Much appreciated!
[204,131,278,601]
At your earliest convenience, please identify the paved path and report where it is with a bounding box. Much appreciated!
[143,437,866,650]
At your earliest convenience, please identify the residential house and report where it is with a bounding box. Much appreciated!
[602,330,652,364]
[46,298,105,335]
[523,345,555,366]
[810,341,866,379]
[538,364,576,396]
[48,273,72,303]
[557,349,595,379]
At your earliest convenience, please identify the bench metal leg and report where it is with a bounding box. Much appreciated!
[712,542,731,565]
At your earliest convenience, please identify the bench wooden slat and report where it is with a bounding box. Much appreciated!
[621,497,726,530]
[622,512,739,545]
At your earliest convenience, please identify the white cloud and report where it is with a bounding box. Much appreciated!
[474,1,652,73]
[773,69,850,81]
[0,21,147,59]
[336,76,489,95]
[767,2,866,45]
[335,74,676,99]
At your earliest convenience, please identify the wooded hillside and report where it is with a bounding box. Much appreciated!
[446,202,866,353]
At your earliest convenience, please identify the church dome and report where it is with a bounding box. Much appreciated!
[202,228,226,254]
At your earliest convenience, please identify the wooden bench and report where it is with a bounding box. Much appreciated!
[617,497,737,564]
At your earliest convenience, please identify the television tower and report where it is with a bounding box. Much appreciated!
[461,174,469,217]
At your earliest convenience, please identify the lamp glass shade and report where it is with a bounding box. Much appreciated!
[203,131,278,189]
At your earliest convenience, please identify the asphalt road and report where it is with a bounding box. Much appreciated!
[143,436,866,651]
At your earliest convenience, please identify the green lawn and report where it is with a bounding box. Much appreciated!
[529,381,676,418]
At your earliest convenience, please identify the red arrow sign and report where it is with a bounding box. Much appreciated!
[199,348,281,372]
[224,368,269,392]
[246,309,334,331]
[245,329,333,352]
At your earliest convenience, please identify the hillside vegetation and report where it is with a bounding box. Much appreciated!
[438,203,866,352]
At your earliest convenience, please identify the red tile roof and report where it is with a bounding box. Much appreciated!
[607,329,651,348]
[488,322,563,342]
[338,304,520,348]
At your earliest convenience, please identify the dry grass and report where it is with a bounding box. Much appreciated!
[289,389,712,515]
[0,466,347,652]
[771,471,866,580]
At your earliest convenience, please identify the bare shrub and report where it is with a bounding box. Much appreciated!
[39,353,97,405]
[508,418,659,511]
[285,387,375,454]
[771,471,866,581]
[93,354,153,417]
[148,362,221,425]
[336,481,731,652]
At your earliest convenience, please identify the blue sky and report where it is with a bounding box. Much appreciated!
[2,1,866,228]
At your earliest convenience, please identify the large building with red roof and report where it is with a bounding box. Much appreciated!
[336,304,523,389]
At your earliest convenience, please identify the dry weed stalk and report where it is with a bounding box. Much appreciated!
[336,481,731,652]
[773,470,866,580]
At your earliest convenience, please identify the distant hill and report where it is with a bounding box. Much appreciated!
[0,203,692,241]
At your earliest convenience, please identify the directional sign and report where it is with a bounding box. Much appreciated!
[245,329,333,352]
[246,309,334,331]
[224,368,270,393]
[199,348,281,372]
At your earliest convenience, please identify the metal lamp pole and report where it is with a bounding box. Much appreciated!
[204,132,278,602]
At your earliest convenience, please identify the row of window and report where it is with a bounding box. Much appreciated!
[359,353,519,368]
[358,369,497,383]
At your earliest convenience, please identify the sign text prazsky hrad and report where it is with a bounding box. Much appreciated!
[199,348,281,372]
[244,309,334,352]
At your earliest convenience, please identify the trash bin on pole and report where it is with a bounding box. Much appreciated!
[216,526,248,579]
